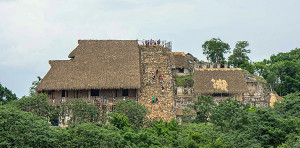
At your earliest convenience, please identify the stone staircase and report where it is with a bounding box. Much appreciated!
[138,46,175,121]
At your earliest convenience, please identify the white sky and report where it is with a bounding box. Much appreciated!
[0,0,299,97]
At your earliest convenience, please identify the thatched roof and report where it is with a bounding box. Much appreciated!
[185,53,198,62]
[171,52,188,68]
[194,68,248,94]
[36,40,141,91]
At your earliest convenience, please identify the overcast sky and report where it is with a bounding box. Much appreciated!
[0,0,299,97]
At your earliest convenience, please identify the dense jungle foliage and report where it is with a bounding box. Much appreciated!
[253,48,300,96]
[0,92,299,147]
[0,83,18,105]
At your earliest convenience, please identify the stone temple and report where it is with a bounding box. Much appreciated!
[36,40,282,126]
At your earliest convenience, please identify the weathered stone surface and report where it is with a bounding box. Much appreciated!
[138,46,175,121]
[242,70,276,107]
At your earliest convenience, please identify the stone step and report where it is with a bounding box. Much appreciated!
[139,46,175,121]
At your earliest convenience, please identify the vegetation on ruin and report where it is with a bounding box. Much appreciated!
[175,74,194,88]
[203,39,300,96]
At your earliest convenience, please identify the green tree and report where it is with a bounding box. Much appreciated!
[254,59,270,78]
[228,41,251,68]
[29,76,42,96]
[278,133,300,148]
[0,105,60,147]
[253,48,300,96]
[202,38,231,63]
[149,118,179,136]
[246,107,300,147]
[179,123,227,148]
[67,99,101,126]
[240,61,255,74]
[113,100,148,130]
[0,83,18,104]
[274,91,300,118]
[65,123,123,147]
[13,93,51,117]
[12,93,63,125]
[210,98,250,130]
[110,113,130,129]
[186,96,216,124]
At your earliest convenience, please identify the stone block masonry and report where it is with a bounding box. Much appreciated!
[138,46,175,121]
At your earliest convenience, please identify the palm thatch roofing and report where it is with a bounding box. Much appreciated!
[36,40,141,91]
[171,52,188,68]
[194,68,248,94]
[185,53,198,62]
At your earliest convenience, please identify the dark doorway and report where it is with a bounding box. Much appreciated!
[179,68,184,73]
[61,90,65,97]
[122,89,129,96]
[91,89,100,96]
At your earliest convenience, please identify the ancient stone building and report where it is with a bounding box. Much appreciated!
[173,60,282,121]
[36,40,176,126]
[170,52,190,76]
[37,40,282,125]
[36,40,141,104]
[193,68,248,104]
[243,70,282,107]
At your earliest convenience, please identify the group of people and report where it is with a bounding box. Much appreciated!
[94,96,109,104]
[55,96,138,105]
[149,69,167,103]
[59,97,66,103]
[152,96,158,103]
[123,97,139,103]
[148,69,165,93]
[142,39,165,47]
[158,74,164,83]
[150,69,164,83]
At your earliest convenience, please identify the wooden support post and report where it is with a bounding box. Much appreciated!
[136,89,137,98]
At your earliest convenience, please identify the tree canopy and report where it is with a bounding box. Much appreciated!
[228,41,250,66]
[202,38,231,63]
[0,83,18,105]
[186,96,216,124]
[0,92,299,147]
[254,48,300,96]
[113,100,148,130]
[29,76,42,96]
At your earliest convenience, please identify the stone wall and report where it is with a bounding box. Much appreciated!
[243,71,273,107]
[138,45,175,121]
[176,87,193,96]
